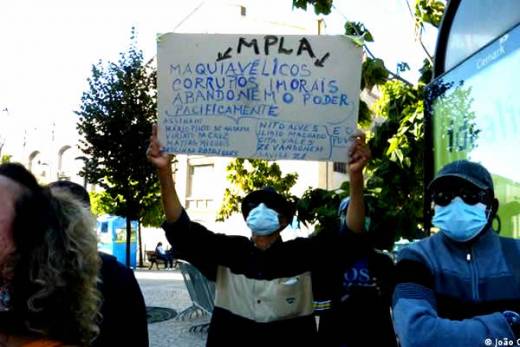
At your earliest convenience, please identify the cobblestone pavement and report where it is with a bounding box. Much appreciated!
[135,269,208,347]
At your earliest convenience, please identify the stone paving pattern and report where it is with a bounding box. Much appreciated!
[136,269,208,347]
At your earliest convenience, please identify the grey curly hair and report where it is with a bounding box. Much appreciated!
[0,163,102,346]
[41,187,103,345]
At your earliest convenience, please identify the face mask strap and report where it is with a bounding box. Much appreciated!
[485,206,492,220]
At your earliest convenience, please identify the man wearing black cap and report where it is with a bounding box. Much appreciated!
[393,160,520,347]
[147,125,371,346]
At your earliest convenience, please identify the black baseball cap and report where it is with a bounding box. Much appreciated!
[428,160,494,193]
[241,187,295,220]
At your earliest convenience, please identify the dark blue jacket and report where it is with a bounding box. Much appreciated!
[315,249,397,347]
[393,228,520,347]
[94,253,149,347]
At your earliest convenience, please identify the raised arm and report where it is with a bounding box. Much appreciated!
[146,125,182,222]
[346,131,371,233]
[146,125,243,280]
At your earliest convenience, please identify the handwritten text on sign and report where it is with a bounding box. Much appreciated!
[157,34,362,162]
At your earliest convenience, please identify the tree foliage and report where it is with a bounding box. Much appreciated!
[345,21,374,46]
[217,1,446,242]
[89,191,115,217]
[90,189,163,227]
[366,75,427,240]
[292,0,333,15]
[1,154,11,164]
[217,159,298,221]
[296,181,350,234]
[140,198,164,227]
[76,29,159,264]
[361,58,389,91]
[414,0,445,31]
[291,0,446,243]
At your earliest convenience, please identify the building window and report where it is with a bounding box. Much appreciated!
[186,163,214,209]
[333,162,347,174]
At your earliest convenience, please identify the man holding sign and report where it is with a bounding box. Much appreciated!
[147,125,372,346]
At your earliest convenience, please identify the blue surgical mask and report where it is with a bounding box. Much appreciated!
[432,197,489,242]
[246,203,280,236]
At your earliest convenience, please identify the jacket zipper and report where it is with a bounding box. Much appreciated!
[466,248,479,301]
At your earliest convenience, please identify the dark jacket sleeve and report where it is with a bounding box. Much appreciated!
[392,246,513,347]
[94,253,149,347]
[161,209,247,280]
[313,229,373,272]
[261,229,373,280]
[371,250,396,307]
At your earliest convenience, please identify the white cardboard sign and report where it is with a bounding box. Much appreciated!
[157,33,362,162]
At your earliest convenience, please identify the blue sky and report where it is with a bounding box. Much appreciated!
[0,0,437,152]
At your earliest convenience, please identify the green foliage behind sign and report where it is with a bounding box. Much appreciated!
[217,159,298,221]
[289,0,445,243]
[218,1,446,243]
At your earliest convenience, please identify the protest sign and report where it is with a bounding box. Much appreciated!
[157,33,362,162]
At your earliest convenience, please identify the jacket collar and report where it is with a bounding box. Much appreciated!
[439,226,498,251]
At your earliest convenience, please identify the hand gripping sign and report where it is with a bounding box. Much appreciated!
[157,33,362,162]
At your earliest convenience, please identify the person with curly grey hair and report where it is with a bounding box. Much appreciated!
[0,163,102,346]
[49,179,149,347]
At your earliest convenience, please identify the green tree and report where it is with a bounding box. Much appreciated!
[217,159,298,221]
[90,189,163,226]
[297,181,350,234]
[292,0,333,15]
[90,188,163,267]
[89,191,115,217]
[293,0,446,244]
[366,75,427,240]
[76,29,159,266]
